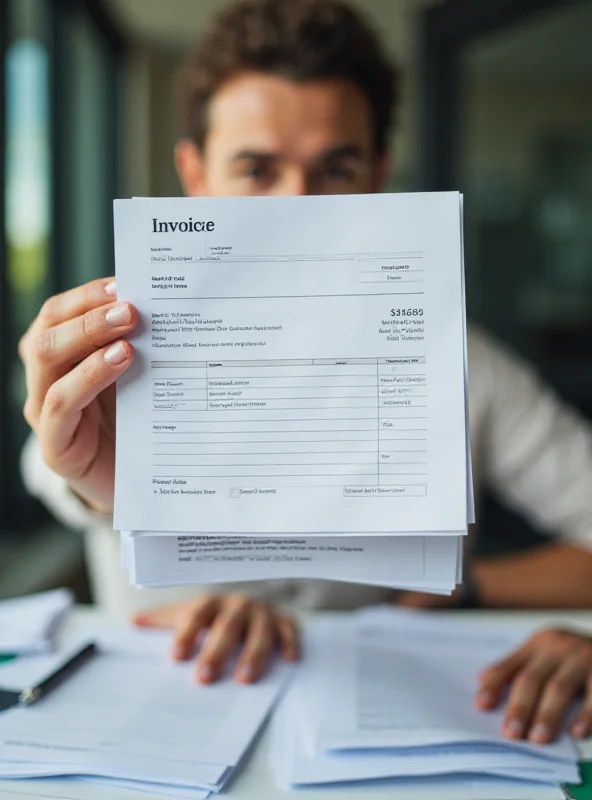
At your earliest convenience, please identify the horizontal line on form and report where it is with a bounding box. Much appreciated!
[151,292,424,300]
[153,450,427,455]
[153,417,417,423]
[153,473,428,478]
[154,432,427,437]
[154,462,427,467]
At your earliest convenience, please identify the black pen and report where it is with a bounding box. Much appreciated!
[18,642,98,706]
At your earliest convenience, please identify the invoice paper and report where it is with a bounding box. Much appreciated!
[114,192,467,534]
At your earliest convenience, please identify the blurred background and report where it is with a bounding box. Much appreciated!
[0,0,591,601]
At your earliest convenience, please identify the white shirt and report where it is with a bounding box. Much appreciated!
[22,325,592,621]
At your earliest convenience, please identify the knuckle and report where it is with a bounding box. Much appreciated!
[227,593,252,613]
[546,675,573,696]
[44,386,65,417]
[77,311,98,343]
[252,600,271,619]
[514,669,542,690]
[80,358,101,390]
[220,614,244,637]
[33,329,56,364]
[83,282,94,307]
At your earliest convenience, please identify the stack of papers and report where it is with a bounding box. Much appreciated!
[271,609,580,792]
[113,192,473,593]
[0,628,292,798]
[121,532,463,593]
[0,589,73,655]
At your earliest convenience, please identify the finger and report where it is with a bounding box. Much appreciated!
[37,278,117,328]
[23,302,138,424]
[132,602,190,628]
[276,613,300,662]
[502,653,558,740]
[527,654,591,744]
[37,341,134,476]
[171,597,220,661]
[234,604,276,684]
[35,302,138,369]
[475,649,529,711]
[570,674,592,739]
[20,277,117,361]
[195,595,252,684]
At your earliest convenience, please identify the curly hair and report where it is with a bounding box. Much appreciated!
[179,0,400,156]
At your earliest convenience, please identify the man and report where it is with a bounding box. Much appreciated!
[20,0,592,743]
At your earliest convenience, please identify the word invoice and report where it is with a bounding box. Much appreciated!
[113,193,466,534]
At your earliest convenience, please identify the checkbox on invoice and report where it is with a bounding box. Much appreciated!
[230,488,241,498]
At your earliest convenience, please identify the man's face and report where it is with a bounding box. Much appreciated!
[175,72,388,197]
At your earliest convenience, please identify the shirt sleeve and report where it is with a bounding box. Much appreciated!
[473,328,592,549]
[20,432,113,532]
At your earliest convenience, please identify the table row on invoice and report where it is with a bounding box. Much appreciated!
[151,358,427,488]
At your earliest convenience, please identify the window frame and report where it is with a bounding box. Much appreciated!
[418,0,586,191]
[0,0,126,529]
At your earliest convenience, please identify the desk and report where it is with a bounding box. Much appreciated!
[1,607,592,800]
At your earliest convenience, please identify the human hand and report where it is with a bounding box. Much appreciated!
[476,628,592,743]
[132,594,300,684]
[19,279,138,513]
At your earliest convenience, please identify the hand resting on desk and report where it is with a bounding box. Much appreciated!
[133,593,299,684]
[137,592,592,748]
[476,627,592,745]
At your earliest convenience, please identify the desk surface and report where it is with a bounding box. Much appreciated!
[2,608,592,800]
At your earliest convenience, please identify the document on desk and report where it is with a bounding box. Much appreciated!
[122,531,462,592]
[268,612,580,796]
[0,589,73,655]
[305,619,577,763]
[272,684,579,787]
[0,629,292,789]
[114,192,468,534]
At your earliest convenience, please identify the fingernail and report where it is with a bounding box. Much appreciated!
[529,722,550,743]
[504,719,524,738]
[105,303,131,327]
[237,664,253,683]
[104,280,117,296]
[573,721,589,738]
[104,341,128,365]
[197,664,214,683]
